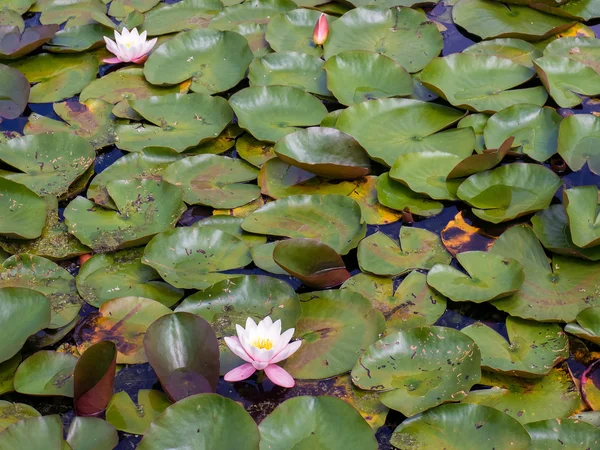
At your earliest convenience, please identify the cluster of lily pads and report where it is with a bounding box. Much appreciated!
[0,0,600,446]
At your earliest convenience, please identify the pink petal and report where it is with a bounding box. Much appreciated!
[132,54,148,64]
[264,364,295,388]
[103,57,124,64]
[224,363,256,382]
[270,340,302,364]
[224,336,254,364]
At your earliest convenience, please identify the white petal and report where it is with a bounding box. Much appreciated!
[113,29,122,43]
[270,340,302,364]
[145,37,157,52]
[249,346,276,363]
[104,37,119,55]
[235,323,247,338]
[140,30,147,41]
[131,27,139,39]
[245,317,258,332]
[252,360,269,370]
[121,27,130,38]
[224,336,254,363]
[272,328,294,356]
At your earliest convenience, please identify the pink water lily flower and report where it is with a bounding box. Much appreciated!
[313,13,329,46]
[224,316,302,388]
[103,27,157,64]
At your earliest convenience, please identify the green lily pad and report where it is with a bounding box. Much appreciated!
[63,179,186,252]
[462,365,581,423]
[273,127,370,179]
[532,0,600,20]
[138,394,259,450]
[563,186,600,249]
[0,64,29,120]
[258,158,358,199]
[490,225,600,321]
[142,225,251,289]
[0,196,89,260]
[462,38,543,68]
[427,251,525,303]
[248,51,330,96]
[144,29,253,95]
[525,418,600,449]
[241,194,365,255]
[0,401,40,432]
[358,227,451,276]
[162,154,260,208]
[447,137,513,179]
[421,54,547,113]
[457,163,562,223]
[24,99,115,150]
[65,417,118,450]
[8,53,98,103]
[194,216,267,247]
[452,0,575,41]
[0,354,21,395]
[0,288,50,363]
[273,238,350,288]
[0,178,46,239]
[564,306,600,345]
[458,113,490,152]
[0,24,58,59]
[283,289,384,379]
[183,123,242,156]
[0,415,66,449]
[235,134,276,168]
[351,326,481,416]
[533,56,600,108]
[115,93,233,153]
[0,132,94,196]
[391,403,531,450]
[249,242,289,275]
[76,247,184,308]
[14,350,78,397]
[323,50,412,106]
[140,0,223,36]
[209,0,296,30]
[335,98,466,166]
[107,0,159,17]
[43,23,111,53]
[0,254,81,329]
[229,86,328,143]
[258,396,378,450]
[265,9,333,57]
[461,317,568,377]
[376,173,444,217]
[175,275,299,373]
[74,296,173,364]
[531,204,600,261]
[543,36,600,72]
[348,176,403,226]
[323,6,442,73]
[483,104,561,162]
[37,0,114,28]
[106,390,171,435]
[0,0,35,15]
[558,113,600,175]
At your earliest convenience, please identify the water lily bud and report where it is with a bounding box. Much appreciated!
[79,253,92,266]
[313,14,329,46]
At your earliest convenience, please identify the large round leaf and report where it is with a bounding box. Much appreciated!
[74,296,173,364]
[0,415,65,450]
[564,306,600,345]
[162,154,260,208]
[176,275,300,373]
[351,326,481,416]
[457,163,562,223]
[193,215,267,248]
[0,254,81,328]
[76,247,184,308]
[0,178,46,239]
[462,38,542,69]
[452,0,575,41]
[0,133,94,197]
[63,179,186,252]
[358,227,451,276]
[525,418,600,449]
[258,396,377,450]
[376,173,444,217]
[391,403,531,450]
[144,28,253,95]
[324,50,412,106]
[420,54,546,113]
[137,394,259,450]
[65,416,118,450]
[14,350,77,397]
[209,0,296,30]
[0,288,50,364]
[106,390,171,435]
[241,194,366,255]
[483,104,561,161]
[427,251,525,302]
[140,0,224,36]
[490,225,600,322]
[229,86,328,143]
[142,225,251,289]
[461,317,568,377]
[563,186,600,248]
[348,176,403,226]
[558,114,600,175]
[283,289,384,379]
[115,93,233,153]
[323,6,442,73]
[43,23,109,53]
[0,64,29,119]
[273,127,370,179]
[462,365,581,423]
[0,401,40,432]
[265,9,332,57]
[335,98,467,166]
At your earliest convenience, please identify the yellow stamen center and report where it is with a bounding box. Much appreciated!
[252,338,273,350]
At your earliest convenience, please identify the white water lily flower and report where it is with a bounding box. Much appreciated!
[103,27,157,64]
[224,316,302,388]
